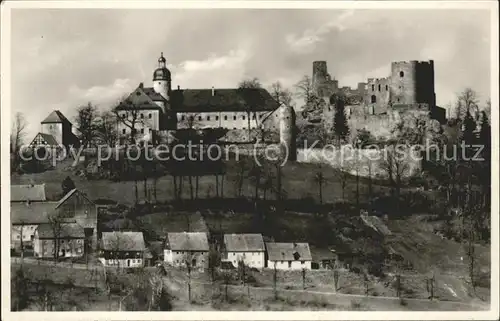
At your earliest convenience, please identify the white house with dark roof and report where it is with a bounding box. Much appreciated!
[164,232,209,270]
[33,223,85,258]
[266,242,312,270]
[100,231,146,268]
[223,233,265,269]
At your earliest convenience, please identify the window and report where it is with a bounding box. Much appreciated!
[233,116,236,120]
[242,116,246,120]
[149,113,152,119]
[141,113,144,119]
[378,84,381,92]
[399,71,404,77]
[371,85,375,91]
[371,95,377,104]
[288,261,292,268]
[207,116,211,121]
[181,115,185,121]
[122,129,126,134]
[224,115,228,120]
[385,85,388,91]
[198,116,202,121]
[141,128,144,134]
[215,116,219,121]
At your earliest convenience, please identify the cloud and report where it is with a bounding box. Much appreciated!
[68,78,134,108]
[173,48,251,88]
[286,10,354,53]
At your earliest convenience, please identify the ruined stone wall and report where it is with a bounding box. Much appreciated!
[297,146,422,179]
[365,77,391,114]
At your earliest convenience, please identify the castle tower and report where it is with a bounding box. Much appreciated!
[278,104,297,161]
[153,52,172,106]
[390,60,435,107]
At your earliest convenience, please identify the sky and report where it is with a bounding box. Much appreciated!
[10,8,491,140]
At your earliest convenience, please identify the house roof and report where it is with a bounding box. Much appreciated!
[36,223,85,239]
[55,189,94,209]
[30,133,60,146]
[115,84,165,111]
[41,110,72,124]
[266,242,312,261]
[310,246,337,261]
[170,88,279,113]
[10,202,58,224]
[11,184,47,202]
[166,232,209,251]
[224,233,265,252]
[101,231,146,251]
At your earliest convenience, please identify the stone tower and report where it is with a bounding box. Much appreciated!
[278,104,297,161]
[312,61,338,98]
[153,52,172,109]
[390,60,435,106]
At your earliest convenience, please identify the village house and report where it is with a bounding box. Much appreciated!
[164,232,209,270]
[265,242,312,270]
[54,189,98,251]
[11,184,47,202]
[100,231,146,268]
[223,233,265,269]
[33,223,85,258]
[10,196,59,252]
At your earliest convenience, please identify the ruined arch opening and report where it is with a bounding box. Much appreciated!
[399,71,404,77]
[371,95,377,103]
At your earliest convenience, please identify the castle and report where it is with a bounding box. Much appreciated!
[115,53,296,158]
[312,60,446,138]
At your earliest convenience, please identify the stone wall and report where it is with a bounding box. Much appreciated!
[297,146,422,179]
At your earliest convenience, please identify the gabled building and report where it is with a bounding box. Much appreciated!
[100,231,146,268]
[33,223,85,258]
[53,189,98,251]
[265,242,312,270]
[223,233,265,269]
[10,201,59,251]
[10,184,47,202]
[164,232,209,270]
[30,110,80,148]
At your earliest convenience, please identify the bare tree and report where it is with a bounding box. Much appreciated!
[11,112,28,171]
[75,102,99,148]
[381,144,410,212]
[295,75,316,104]
[273,262,278,300]
[313,164,327,204]
[302,268,306,290]
[455,88,479,120]
[113,98,146,145]
[334,165,351,202]
[270,81,294,107]
[96,111,118,146]
[47,214,65,262]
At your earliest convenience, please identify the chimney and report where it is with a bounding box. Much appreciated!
[211,86,215,96]
[177,85,180,90]
[139,82,144,89]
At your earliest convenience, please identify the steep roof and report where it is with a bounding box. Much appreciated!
[224,233,265,252]
[266,242,312,261]
[170,88,279,113]
[36,223,85,239]
[30,133,60,146]
[55,189,94,209]
[10,202,58,224]
[101,231,146,251]
[310,246,337,261]
[41,110,72,124]
[11,184,47,202]
[115,84,164,111]
[166,232,209,251]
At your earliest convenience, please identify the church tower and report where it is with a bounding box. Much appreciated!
[153,52,171,105]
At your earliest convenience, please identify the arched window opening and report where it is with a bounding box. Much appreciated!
[371,95,377,103]
[399,71,404,77]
